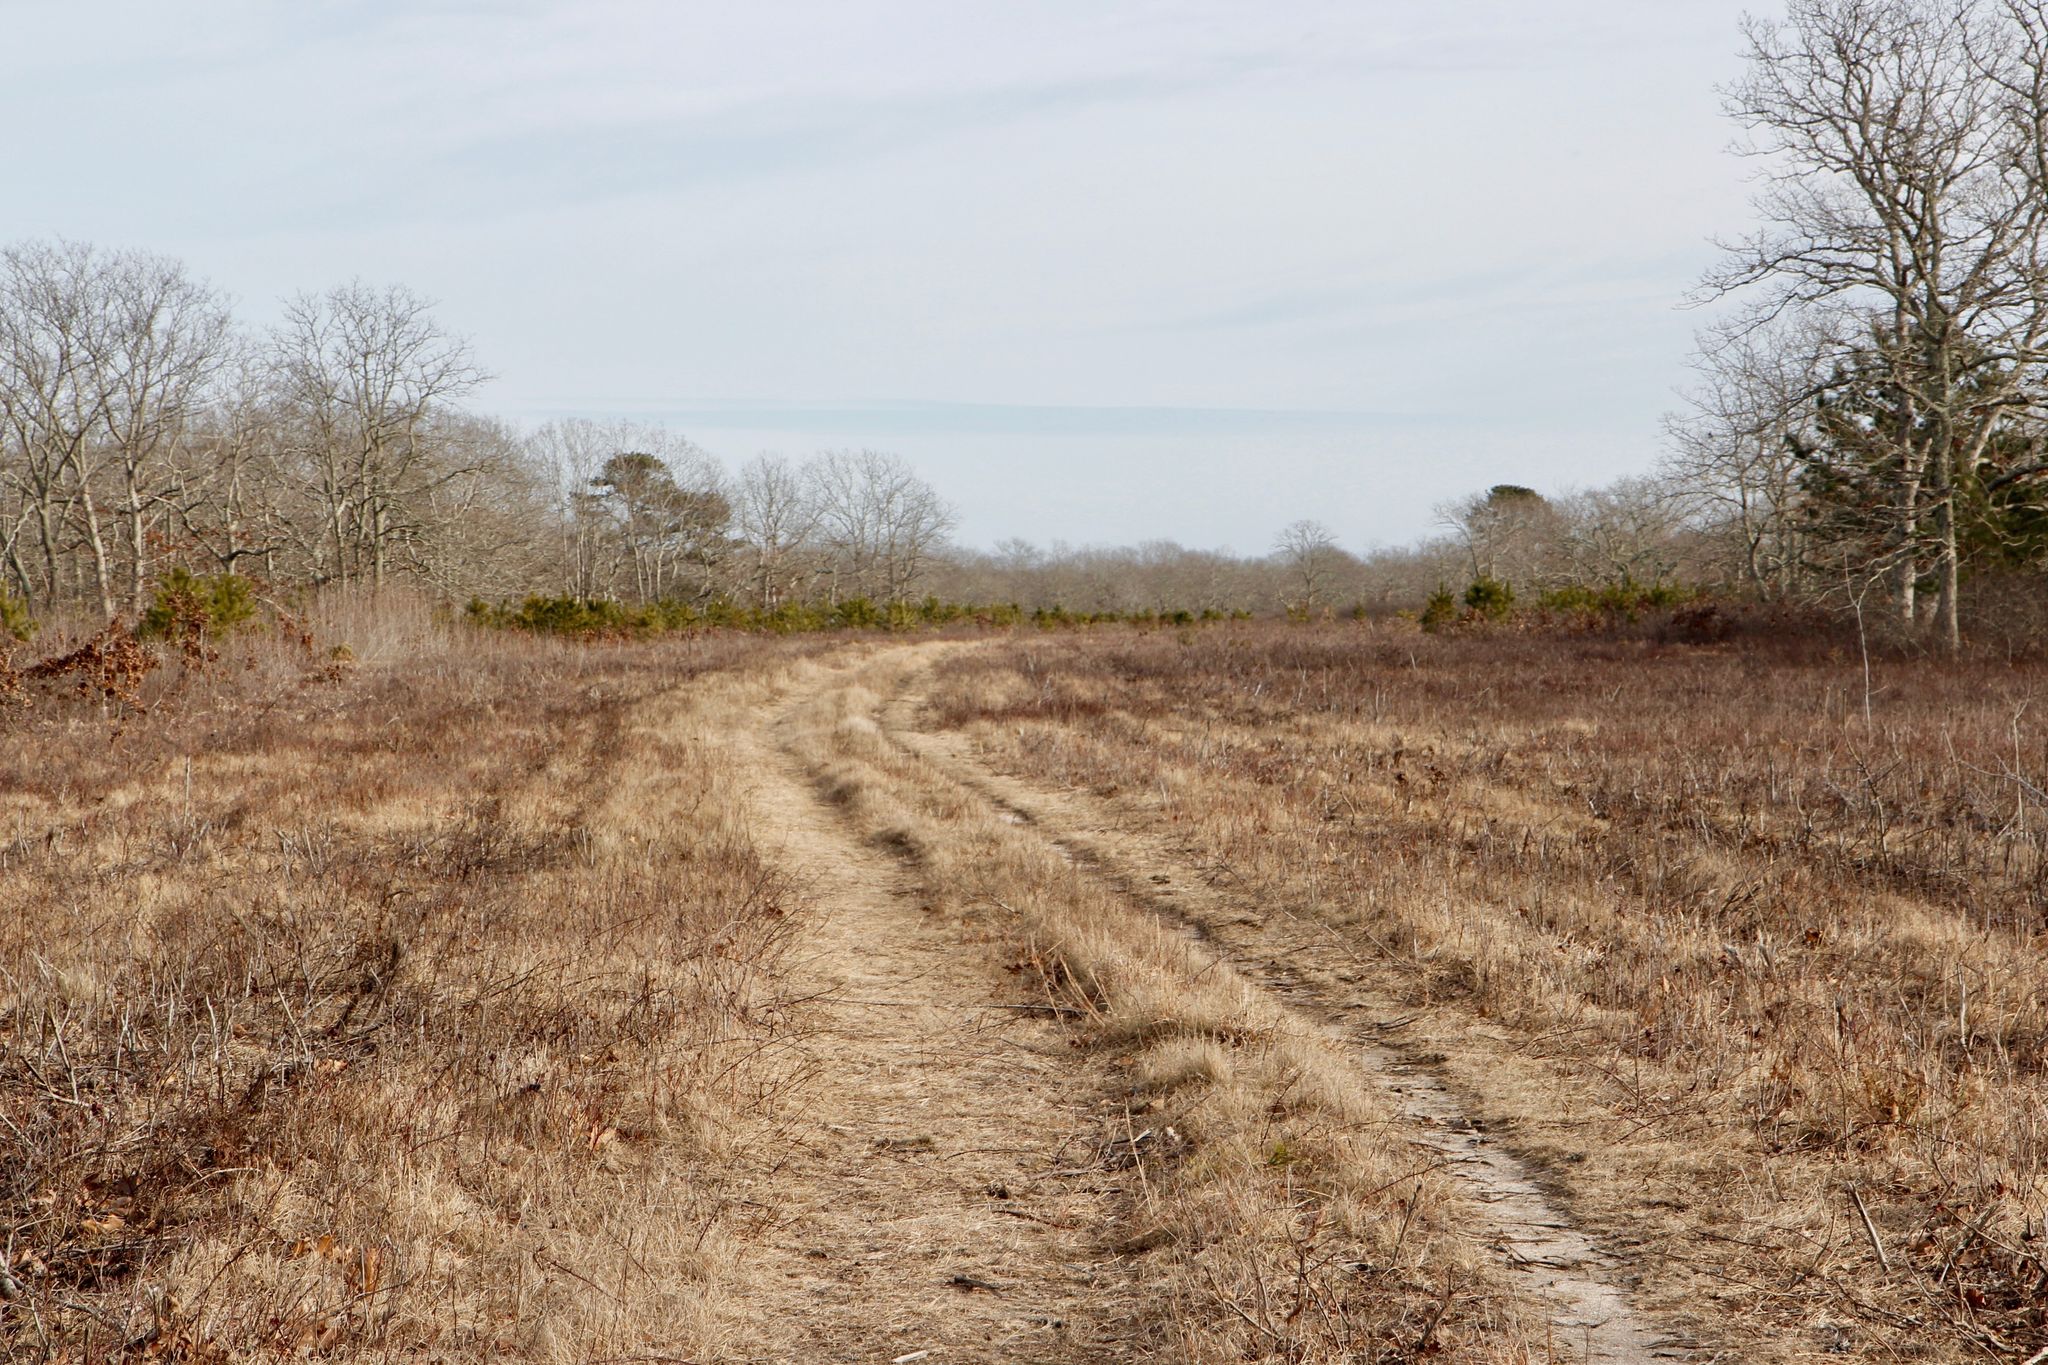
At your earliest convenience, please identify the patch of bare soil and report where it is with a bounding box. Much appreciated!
[714,658,1146,1363]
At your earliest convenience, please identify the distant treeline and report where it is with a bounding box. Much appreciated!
[0,235,1738,635]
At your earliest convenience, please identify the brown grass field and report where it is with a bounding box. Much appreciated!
[4,611,2046,1362]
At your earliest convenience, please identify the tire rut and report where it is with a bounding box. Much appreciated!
[873,668,1703,1365]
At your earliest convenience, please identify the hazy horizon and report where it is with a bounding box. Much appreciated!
[563,400,1646,555]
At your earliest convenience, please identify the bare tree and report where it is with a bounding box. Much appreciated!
[269,282,488,590]
[1663,322,1827,598]
[401,412,558,600]
[807,449,953,604]
[732,453,819,609]
[168,347,294,581]
[1707,0,2048,652]
[1438,484,1559,587]
[523,418,617,597]
[1553,478,1690,588]
[94,250,233,613]
[0,241,120,616]
[1273,518,1343,617]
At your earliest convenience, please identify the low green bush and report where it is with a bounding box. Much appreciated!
[140,569,257,640]
[1420,585,1459,632]
[1536,579,1696,621]
[1462,576,1515,621]
[0,592,35,643]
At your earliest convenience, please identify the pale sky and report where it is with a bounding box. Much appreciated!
[1,1,1757,552]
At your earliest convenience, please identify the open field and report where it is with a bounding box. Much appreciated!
[4,615,2046,1362]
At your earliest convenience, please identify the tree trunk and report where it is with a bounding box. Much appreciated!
[1936,512,1960,656]
[32,498,60,613]
[1933,447,1960,657]
[2,510,33,605]
[77,490,117,622]
[329,501,350,591]
[124,484,147,615]
[1893,459,1921,627]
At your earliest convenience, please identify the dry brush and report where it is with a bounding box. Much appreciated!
[1,611,822,1361]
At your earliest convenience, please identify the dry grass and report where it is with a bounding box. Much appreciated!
[927,622,2048,1361]
[1,608,824,1361]
[781,648,1546,1363]
[23,607,2025,1361]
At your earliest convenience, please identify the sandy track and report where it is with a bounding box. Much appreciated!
[707,645,1695,1362]
[717,657,1144,1364]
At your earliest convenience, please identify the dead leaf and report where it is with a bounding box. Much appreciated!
[354,1245,384,1296]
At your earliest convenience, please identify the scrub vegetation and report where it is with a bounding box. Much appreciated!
[0,600,821,1362]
